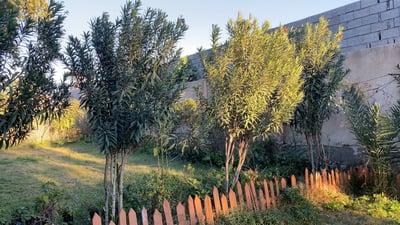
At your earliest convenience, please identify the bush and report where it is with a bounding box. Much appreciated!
[124,171,196,215]
[215,188,318,225]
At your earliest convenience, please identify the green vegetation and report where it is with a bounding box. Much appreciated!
[0,0,70,148]
[292,17,348,171]
[201,14,304,193]
[64,0,187,222]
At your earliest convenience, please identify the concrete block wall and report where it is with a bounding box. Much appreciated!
[285,0,400,53]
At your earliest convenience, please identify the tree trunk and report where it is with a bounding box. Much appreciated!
[117,149,131,214]
[110,153,117,220]
[104,154,110,225]
[232,137,249,186]
[305,133,315,173]
[225,135,235,194]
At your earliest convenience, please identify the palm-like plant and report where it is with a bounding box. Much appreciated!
[343,85,397,193]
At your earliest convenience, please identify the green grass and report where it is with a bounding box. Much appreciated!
[1,142,400,225]
[0,142,191,224]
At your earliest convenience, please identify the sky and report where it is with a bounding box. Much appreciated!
[62,0,357,56]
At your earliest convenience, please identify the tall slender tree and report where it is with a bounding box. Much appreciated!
[201,14,304,193]
[0,0,70,148]
[292,17,348,171]
[65,1,187,222]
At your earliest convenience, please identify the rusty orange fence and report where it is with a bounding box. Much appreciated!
[92,167,400,225]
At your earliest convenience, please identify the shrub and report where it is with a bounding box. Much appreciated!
[215,188,318,225]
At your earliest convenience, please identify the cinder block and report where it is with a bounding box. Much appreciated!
[346,25,372,37]
[381,8,400,21]
[354,7,371,19]
[395,17,400,27]
[328,16,341,26]
[347,18,363,29]
[361,0,378,8]
[371,20,394,32]
[369,2,389,14]
[395,0,400,8]
[362,14,380,25]
[340,12,355,23]
[381,27,400,39]
[360,32,380,43]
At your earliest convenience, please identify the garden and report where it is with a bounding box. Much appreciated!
[1,0,400,224]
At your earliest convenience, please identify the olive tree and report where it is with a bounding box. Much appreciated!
[65,1,187,222]
[201,14,304,193]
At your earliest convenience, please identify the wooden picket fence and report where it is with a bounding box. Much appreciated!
[92,166,400,225]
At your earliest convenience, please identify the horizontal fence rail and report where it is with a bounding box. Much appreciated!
[93,166,400,225]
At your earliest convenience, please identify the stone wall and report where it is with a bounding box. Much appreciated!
[285,0,400,53]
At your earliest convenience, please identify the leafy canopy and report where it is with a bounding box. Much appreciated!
[0,0,70,148]
[202,14,304,140]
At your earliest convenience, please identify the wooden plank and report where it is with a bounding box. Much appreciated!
[236,182,244,206]
[281,178,287,189]
[244,183,253,209]
[153,209,163,225]
[335,168,340,188]
[177,202,187,225]
[163,199,174,225]
[221,194,228,214]
[250,180,259,210]
[258,189,266,211]
[228,189,237,209]
[119,209,127,225]
[322,169,328,187]
[188,196,197,225]
[109,221,116,225]
[213,187,221,216]
[305,168,309,189]
[269,181,276,207]
[310,173,314,190]
[141,207,148,225]
[128,208,138,225]
[274,176,279,202]
[291,175,296,188]
[263,180,271,209]
[92,213,101,225]
[194,195,205,225]
[331,170,336,187]
[204,195,214,225]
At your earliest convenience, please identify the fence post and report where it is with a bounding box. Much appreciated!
[228,189,237,209]
[220,194,228,214]
[153,209,163,225]
[188,196,197,225]
[250,180,259,210]
[281,178,287,189]
[244,183,253,209]
[92,213,101,225]
[236,182,244,206]
[204,195,214,225]
[163,199,174,225]
[258,189,266,211]
[213,187,221,216]
[119,209,127,225]
[269,181,276,207]
[194,195,205,225]
[291,175,296,188]
[141,207,148,225]
[263,180,271,209]
[176,203,187,225]
[128,208,138,225]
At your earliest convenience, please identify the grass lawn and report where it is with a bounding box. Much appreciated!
[0,142,190,224]
[0,142,399,225]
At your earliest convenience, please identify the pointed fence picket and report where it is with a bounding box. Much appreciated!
[92,167,400,225]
